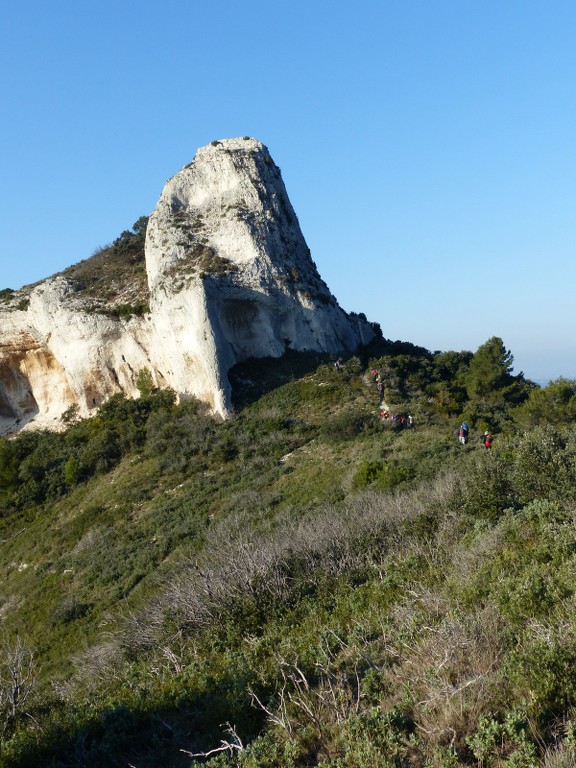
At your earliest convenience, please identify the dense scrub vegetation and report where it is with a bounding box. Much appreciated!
[1,336,576,767]
[59,216,150,314]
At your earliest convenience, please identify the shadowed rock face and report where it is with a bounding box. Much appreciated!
[0,138,374,434]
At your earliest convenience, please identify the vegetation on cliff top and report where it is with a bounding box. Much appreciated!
[1,336,576,767]
[58,216,150,316]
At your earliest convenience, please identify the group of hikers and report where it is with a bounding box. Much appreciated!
[458,422,493,448]
[369,368,414,429]
[380,411,414,428]
[337,360,494,447]
[370,367,493,446]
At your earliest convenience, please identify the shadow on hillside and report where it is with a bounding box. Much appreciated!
[228,338,432,411]
[10,678,265,768]
[229,348,334,410]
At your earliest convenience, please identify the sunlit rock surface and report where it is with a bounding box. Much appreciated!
[0,138,373,434]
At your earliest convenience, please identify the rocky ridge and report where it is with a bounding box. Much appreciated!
[0,138,374,434]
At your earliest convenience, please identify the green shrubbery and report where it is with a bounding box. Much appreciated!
[352,459,412,491]
[0,288,15,303]
[4,340,576,766]
[0,389,176,515]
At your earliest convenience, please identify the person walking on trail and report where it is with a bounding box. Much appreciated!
[458,422,469,445]
[407,414,414,429]
[376,380,384,403]
[482,431,493,449]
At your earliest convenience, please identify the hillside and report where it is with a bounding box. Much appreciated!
[2,338,576,766]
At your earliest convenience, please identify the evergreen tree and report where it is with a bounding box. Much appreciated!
[465,336,514,400]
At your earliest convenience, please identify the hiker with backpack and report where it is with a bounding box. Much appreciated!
[482,431,493,449]
[458,422,469,445]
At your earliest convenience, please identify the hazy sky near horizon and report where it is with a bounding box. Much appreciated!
[2,1,575,383]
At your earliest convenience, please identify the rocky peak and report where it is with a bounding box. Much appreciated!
[0,138,374,434]
[146,137,332,302]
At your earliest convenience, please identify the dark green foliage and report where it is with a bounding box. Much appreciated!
[111,216,148,258]
[105,301,149,318]
[135,367,154,398]
[0,390,176,514]
[461,338,533,429]
[50,596,92,626]
[0,288,14,302]
[145,399,216,471]
[465,336,515,399]
[513,377,576,428]
[0,438,27,495]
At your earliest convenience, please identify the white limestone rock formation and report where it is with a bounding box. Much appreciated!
[0,138,374,434]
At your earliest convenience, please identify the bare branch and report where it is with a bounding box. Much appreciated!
[180,722,244,759]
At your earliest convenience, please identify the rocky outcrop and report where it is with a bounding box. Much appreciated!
[0,138,373,434]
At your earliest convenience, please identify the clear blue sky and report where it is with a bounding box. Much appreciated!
[2,1,575,383]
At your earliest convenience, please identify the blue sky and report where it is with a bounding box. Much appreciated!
[2,1,575,383]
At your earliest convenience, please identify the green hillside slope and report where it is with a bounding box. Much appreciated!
[2,338,576,767]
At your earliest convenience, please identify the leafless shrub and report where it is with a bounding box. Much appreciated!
[71,527,106,557]
[542,744,576,768]
[401,602,505,751]
[249,636,369,750]
[120,594,171,654]
[0,635,37,730]
[448,522,507,594]
[115,474,459,668]
[71,638,124,691]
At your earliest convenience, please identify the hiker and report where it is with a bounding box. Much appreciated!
[371,368,379,382]
[458,422,469,445]
[376,380,384,403]
[334,357,342,372]
[407,414,414,429]
[482,431,493,449]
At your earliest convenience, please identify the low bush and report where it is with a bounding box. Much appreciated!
[352,460,412,491]
[320,410,371,443]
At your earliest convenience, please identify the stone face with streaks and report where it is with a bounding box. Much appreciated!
[0,138,373,434]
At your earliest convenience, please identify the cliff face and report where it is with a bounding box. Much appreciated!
[0,138,373,434]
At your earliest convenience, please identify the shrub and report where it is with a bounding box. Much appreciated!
[51,597,92,626]
[511,425,576,505]
[320,411,369,443]
[513,378,576,428]
[352,461,411,492]
[111,217,148,258]
[467,709,537,768]
[0,288,14,302]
